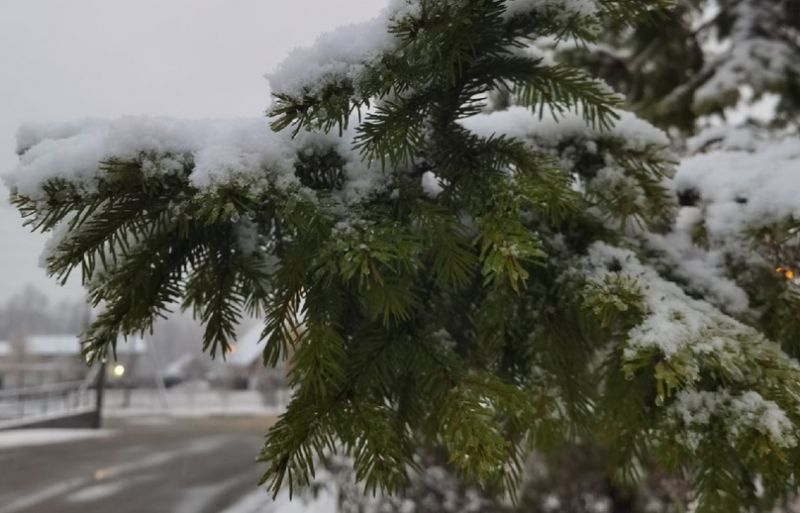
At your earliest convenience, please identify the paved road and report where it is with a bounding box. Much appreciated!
[0,416,278,513]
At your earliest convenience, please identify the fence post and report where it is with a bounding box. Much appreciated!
[93,362,106,429]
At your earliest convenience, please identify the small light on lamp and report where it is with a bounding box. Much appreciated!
[776,266,798,283]
[112,364,125,378]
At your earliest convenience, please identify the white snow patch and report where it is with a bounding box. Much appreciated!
[671,389,797,451]
[8,114,391,210]
[503,0,599,20]
[66,481,126,503]
[0,429,112,450]
[267,0,418,97]
[103,389,287,418]
[676,132,800,240]
[460,106,669,150]
[646,208,749,314]
[219,489,336,513]
[421,171,444,198]
[586,243,764,363]
[7,118,295,200]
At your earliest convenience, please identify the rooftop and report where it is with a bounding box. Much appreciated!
[24,335,145,357]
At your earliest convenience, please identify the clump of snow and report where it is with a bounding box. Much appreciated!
[8,116,394,207]
[730,391,796,445]
[421,171,444,198]
[670,389,797,451]
[685,124,763,154]
[16,119,109,155]
[672,390,724,428]
[585,243,772,373]
[267,17,395,98]
[7,118,296,200]
[460,106,669,151]
[503,0,599,21]
[266,0,419,98]
[189,120,293,189]
[645,208,750,314]
[461,106,673,231]
[267,0,603,99]
[675,131,800,241]
[292,125,388,204]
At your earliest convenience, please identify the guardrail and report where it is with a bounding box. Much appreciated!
[0,366,101,429]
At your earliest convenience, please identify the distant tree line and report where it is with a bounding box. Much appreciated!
[0,285,88,342]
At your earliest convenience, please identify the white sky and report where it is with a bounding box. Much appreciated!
[0,0,383,302]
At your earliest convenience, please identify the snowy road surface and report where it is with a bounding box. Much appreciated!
[0,416,304,513]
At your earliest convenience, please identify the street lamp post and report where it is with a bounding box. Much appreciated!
[93,360,106,429]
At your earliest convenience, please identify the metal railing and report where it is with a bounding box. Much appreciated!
[0,367,100,426]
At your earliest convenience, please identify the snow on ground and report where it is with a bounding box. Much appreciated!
[103,389,288,418]
[219,488,336,513]
[66,481,127,503]
[0,429,112,450]
[174,474,268,513]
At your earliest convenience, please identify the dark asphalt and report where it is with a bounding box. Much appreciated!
[0,416,277,513]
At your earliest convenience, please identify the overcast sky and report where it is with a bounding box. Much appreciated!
[0,0,382,302]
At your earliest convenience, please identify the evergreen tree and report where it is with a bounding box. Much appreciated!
[8,1,800,512]
[555,0,800,132]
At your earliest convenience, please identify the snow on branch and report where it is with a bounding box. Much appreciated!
[675,128,800,241]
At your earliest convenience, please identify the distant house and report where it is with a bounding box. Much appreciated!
[162,353,216,388]
[227,326,268,389]
[0,335,145,389]
[226,326,287,402]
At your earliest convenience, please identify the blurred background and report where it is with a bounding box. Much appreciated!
[4,1,799,512]
[0,2,381,512]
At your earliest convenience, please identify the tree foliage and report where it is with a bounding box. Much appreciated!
[555,0,800,132]
[9,1,800,512]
